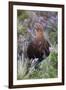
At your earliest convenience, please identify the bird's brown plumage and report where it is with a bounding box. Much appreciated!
[27,23,50,63]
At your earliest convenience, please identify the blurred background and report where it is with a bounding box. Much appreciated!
[17,10,58,80]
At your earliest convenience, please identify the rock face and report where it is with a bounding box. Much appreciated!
[17,10,58,80]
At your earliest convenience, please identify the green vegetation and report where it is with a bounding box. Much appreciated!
[17,10,29,21]
[17,10,58,80]
[17,25,27,35]
[49,31,58,46]
[17,52,58,79]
